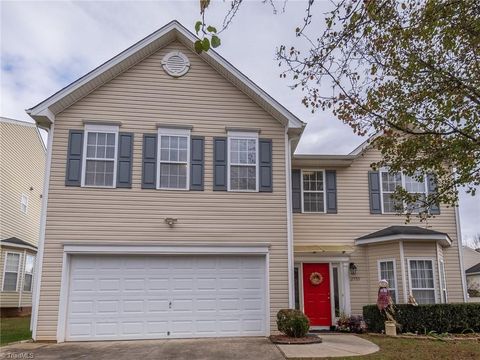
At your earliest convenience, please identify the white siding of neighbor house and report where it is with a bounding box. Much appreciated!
[36,41,289,340]
[292,148,464,314]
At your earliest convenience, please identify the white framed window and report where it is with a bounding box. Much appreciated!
[23,254,35,292]
[439,259,448,303]
[20,194,29,214]
[379,168,428,213]
[82,124,118,188]
[157,127,190,190]
[378,259,398,303]
[408,258,436,304]
[2,252,21,291]
[227,132,258,192]
[301,170,326,213]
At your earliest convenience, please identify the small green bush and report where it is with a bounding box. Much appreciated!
[277,309,310,337]
[363,303,480,334]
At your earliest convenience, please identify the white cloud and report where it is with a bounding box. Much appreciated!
[1,0,478,240]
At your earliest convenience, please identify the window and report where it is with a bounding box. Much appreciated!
[2,252,20,291]
[378,260,398,303]
[20,194,29,214]
[409,259,436,304]
[83,125,118,187]
[23,255,35,292]
[439,260,448,303]
[302,170,325,213]
[380,169,428,213]
[158,128,190,190]
[228,133,258,191]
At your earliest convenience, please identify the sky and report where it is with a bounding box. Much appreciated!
[1,0,478,245]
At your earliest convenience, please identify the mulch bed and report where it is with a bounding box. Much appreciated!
[269,334,323,344]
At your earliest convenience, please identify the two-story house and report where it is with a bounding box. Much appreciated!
[0,117,45,316]
[26,21,466,342]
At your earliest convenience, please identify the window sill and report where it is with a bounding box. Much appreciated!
[157,187,190,191]
[81,185,116,189]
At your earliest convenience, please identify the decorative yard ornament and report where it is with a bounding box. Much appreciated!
[408,294,418,306]
[377,279,396,324]
[309,272,323,286]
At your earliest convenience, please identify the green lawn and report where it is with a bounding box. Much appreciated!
[0,316,32,346]
[326,334,480,360]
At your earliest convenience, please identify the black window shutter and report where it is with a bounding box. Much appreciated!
[292,169,302,213]
[213,137,227,191]
[368,171,382,214]
[427,173,441,215]
[190,136,204,191]
[259,138,273,192]
[65,130,84,186]
[142,134,157,189]
[325,170,337,213]
[116,132,133,188]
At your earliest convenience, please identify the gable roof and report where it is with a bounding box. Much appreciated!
[26,20,304,132]
[466,263,480,275]
[355,225,452,247]
[1,237,38,252]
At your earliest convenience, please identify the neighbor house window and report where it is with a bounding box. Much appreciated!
[409,259,436,304]
[2,252,20,291]
[82,124,118,187]
[380,169,428,213]
[228,132,258,191]
[20,194,29,214]
[378,260,398,303]
[23,255,35,292]
[157,128,190,190]
[302,170,325,213]
[439,260,448,303]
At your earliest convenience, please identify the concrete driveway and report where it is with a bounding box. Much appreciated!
[0,337,285,360]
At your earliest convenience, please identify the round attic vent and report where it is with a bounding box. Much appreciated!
[161,51,190,77]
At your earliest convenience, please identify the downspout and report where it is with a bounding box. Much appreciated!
[285,128,294,308]
[31,122,54,338]
[455,205,468,302]
[399,240,408,303]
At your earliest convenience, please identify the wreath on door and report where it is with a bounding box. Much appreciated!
[309,272,323,286]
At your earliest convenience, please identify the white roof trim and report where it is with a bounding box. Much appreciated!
[355,234,452,247]
[349,131,383,155]
[26,20,304,130]
[0,241,38,252]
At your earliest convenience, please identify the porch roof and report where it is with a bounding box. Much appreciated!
[355,226,452,247]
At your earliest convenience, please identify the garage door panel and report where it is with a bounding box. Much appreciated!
[66,255,266,341]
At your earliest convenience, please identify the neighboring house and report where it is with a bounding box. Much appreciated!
[463,246,480,300]
[0,117,45,316]
[26,21,466,342]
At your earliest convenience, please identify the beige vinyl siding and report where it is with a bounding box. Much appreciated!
[0,120,45,246]
[293,148,464,313]
[36,41,289,340]
[0,246,36,307]
[463,246,480,270]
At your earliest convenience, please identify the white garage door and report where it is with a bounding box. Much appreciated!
[66,254,267,341]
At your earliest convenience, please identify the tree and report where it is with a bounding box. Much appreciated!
[197,0,480,218]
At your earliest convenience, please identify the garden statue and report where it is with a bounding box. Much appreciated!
[377,279,397,336]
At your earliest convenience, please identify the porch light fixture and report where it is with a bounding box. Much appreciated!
[164,217,178,227]
[349,262,357,275]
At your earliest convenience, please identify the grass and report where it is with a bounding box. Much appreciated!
[325,334,480,360]
[0,316,32,346]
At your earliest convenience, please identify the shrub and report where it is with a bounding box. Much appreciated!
[363,303,480,334]
[277,309,310,337]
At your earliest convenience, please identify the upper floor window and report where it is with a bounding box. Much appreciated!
[20,194,29,214]
[82,124,118,188]
[378,259,398,303]
[409,259,436,304]
[228,132,258,192]
[380,169,427,213]
[23,255,35,292]
[157,128,190,190]
[302,170,325,213]
[2,252,20,291]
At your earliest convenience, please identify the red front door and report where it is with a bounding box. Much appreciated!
[303,263,332,327]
